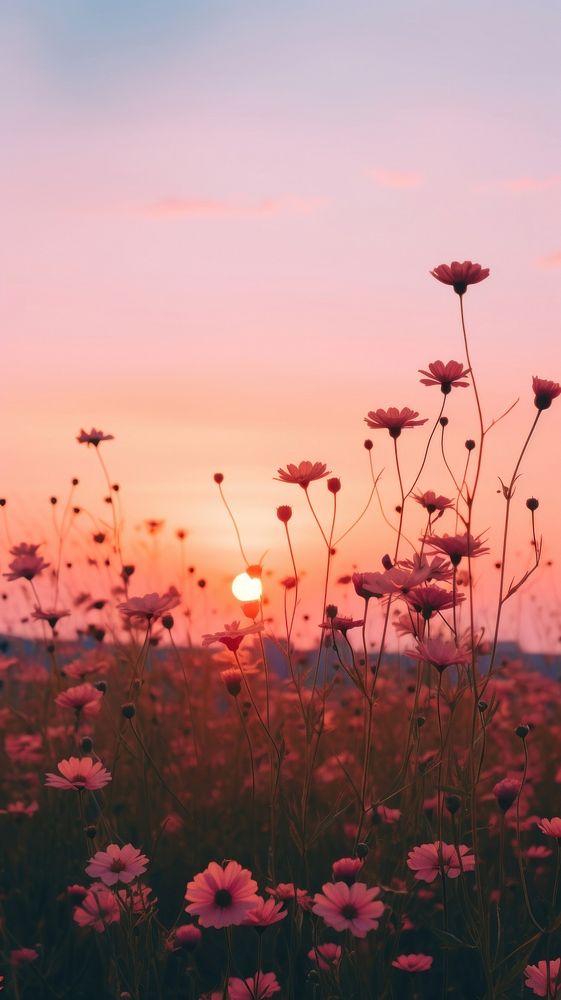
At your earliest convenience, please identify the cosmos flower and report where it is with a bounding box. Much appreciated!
[45,757,112,792]
[523,959,561,998]
[319,615,365,635]
[275,461,330,489]
[413,491,454,515]
[430,261,490,295]
[364,407,428,439]
[73,883,120,933]
[312,882,384,937]
[227,972,281,999]
[4,551,50,582]
[532,377,561,411]
[419,360,470,393]
[55,683,104,717]
[31,607,71,628]
[406,842,475,882]
[202,621,264,653]
[77,428,115,447]
[405,585,463,620]
[331,857,364,885]
[117,589,181,624]
[86,844,148,886]
[265,883,313,910]
[493,778,520,812]
[392,954,433,972]
[425,532,489,566]
[307,943,342,970]
[243,897,287,927]
[185,861,259,928]
[537,817,561,839]
[406,637,471,673]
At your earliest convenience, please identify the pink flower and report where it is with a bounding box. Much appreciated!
[275,461,330,489]
[312,882,384,937]
[307,943,342,970]
[9,948,39,966]
[331,857,364,886]
[364,407,428,439]
[413,491,454,515]
[524,958,561,998]
[0,800,39,817]
[227,972,281,999]
[185,861,259,928]
[532,377,561,411]
[55,683,104,717]
[202,621,264,653]
[319,615,365,635]
[243,897,287,927]
[118,588,181,624]
[538,818,561,839]
[419,360,470,393]
[86,844,148,886]
[73,883,121,932]
[169,925,202,951]
[392,954,433,972]
[406,637,471,673]
[493,778,520,813]
[31,607,71,628]
[406,842,475,882]
[430,261,490,296]
[405,585,463,620]
[265,883,313,909]
[77,428,114,446]
[45,757,112,791]
[425,531,489,566]
[377,805,401,824]
[4,550,50,581]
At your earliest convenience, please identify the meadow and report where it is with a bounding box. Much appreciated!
[1,261,561,999]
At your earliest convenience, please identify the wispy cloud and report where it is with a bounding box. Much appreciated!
[368,168,422,190]
[141,195,327,218]
[536,249,561,269]
[475,175,561,194]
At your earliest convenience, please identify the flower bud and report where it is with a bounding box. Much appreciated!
[526,497,539,511]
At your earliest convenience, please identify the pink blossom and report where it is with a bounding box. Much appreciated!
[86,844,148,886]
[407,842,475,882]
[307,943,342,970]
[4,550,50,581]
[532,377,561,411]
[413,490,454,515]
[169,925,202,951]
[55,683,104,717]
[227,972,281,999]
[275,461,330,488]
[265,883,313,909]
[45,757,112,791]
[538,817,561,839]
[77,428,114,446]
[377,805,401,824]
[9,948,39,966]
[312,881,384,937]
[73,883,121,932]
[430,261,490,295]
[405,585,463,620]
[364,407,428,439]
[419,360,470,393]
[392,954,433,972]
[118,588,181,624]
[331,857,364,885]
[493,778,520,812]
[425,531,489,566]
[202,621,264,653]
[524,959,561,998]
[406,637,471,673]
[31,607,71,628]
[185,861,259,928]
[243,897,287,927]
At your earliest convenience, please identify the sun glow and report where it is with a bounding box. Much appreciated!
[231,572,263,602]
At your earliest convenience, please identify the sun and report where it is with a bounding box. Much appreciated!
[231,572,262,602]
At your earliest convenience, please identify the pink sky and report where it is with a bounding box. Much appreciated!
[1,2,560,649]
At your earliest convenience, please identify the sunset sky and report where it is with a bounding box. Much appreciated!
[1,1,560,648]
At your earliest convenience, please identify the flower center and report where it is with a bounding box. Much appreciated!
[341,904,358,920]
[110,859,126,873]
[214,889,233,908]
